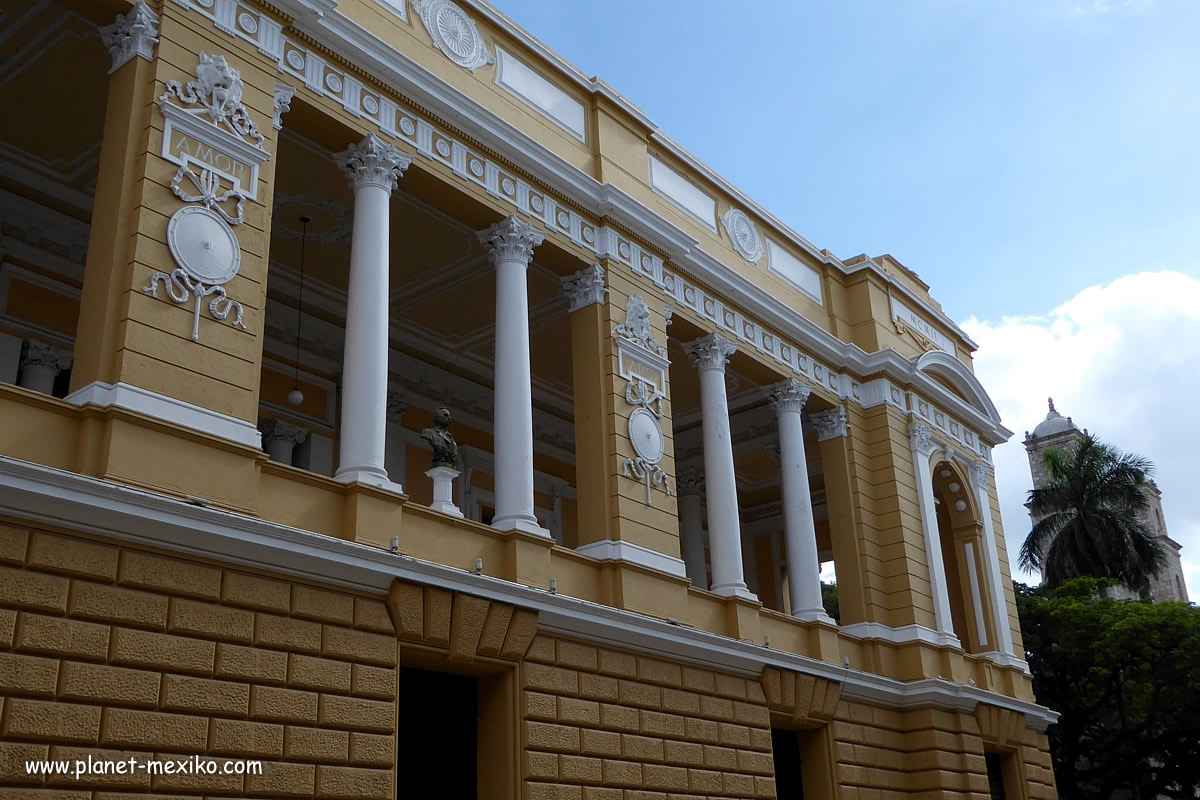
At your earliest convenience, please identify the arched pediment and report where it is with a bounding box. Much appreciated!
[915,350,1001,424]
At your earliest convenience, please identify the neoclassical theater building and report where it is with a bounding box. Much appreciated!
[0,1,1058,798]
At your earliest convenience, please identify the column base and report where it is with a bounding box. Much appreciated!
[792,608,838,626]
[335,466,404,495]
[711,582,758,602]
[492,514,551,538]
[425,466,464,518]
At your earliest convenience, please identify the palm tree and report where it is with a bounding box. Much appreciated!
[1020,433,1168,593]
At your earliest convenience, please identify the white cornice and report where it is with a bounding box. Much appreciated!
[0,455,1056,731]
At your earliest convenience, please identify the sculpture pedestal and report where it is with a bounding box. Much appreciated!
[426,466,464,518]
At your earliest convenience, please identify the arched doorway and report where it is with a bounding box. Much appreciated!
[931,461,995,653]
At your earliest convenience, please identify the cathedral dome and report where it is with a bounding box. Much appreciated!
[1032,398,1077,438]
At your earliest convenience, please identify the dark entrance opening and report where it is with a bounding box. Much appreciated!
[398,666,479,798]
[772,728,805,800]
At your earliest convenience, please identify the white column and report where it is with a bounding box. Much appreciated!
[333,134,412,489]
[685,333,754,600]
[477,215,547,536]
[768,379,834,623]
[18,341,72,395]
[970,459,1018,662]
[677,469,708,588]
[909,422,959,647]
[260,419,309,466]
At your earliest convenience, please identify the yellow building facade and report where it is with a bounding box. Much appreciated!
[0,1,1058,798]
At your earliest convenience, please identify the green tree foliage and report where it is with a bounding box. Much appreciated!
[1020,433,1168,593]
[1016,580,1200,800]
[820,581,839,623]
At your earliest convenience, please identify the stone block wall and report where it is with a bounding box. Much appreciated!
[0,524,397,799]
[0,524,1058,800]
[519,635,776,800]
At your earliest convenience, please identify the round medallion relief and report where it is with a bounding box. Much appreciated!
[720,207,765,264]
[167,206,241,286]
[628,408,664,466]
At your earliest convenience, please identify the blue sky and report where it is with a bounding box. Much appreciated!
[498,0,1198,321]
[496,0,1200,596]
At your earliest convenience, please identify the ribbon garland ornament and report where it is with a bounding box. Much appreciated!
[144,52,268,342]
[614,295,673,504]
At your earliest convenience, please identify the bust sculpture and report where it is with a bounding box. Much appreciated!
[421,407,459,469]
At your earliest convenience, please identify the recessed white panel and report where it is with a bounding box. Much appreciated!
[767,240,823,304]
[648,155,716,229]
[495,47,586,141]
[376,0,408,21]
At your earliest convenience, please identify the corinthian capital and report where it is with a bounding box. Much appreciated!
[562,263,607,312]
[968,459,993,490]
[100,1,159,74]
[909,421,936,456]
[677,468,704,497]
[811,407,848,441]
[336,134,412,193]
[477,215,544,266]
[260,419,309,446]
[20,341,72,372]
[766,377,811,415]
[684,332,736,373]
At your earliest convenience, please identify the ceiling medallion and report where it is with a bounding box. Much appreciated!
[720,207,765,264]
[412,0,494,72]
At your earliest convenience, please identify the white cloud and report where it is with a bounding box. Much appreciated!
[1070,0,1156,14]
[961,271,1200,600]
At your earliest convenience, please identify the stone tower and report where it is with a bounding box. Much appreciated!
[1024,399,1189,602]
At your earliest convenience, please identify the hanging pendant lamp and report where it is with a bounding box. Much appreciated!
[287,215,311,407]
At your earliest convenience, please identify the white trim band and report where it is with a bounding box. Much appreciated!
[575,538,688,579]
[66,381,262,449]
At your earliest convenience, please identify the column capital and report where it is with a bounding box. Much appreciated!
[100,1,159,74]
[477,215,545,266]
[260,418,309,447]
[273,84,296,130]
[811,406,849,441]
[684,332,736,373]
[677,468,705,497]
[767,377,811,415]
[337,134,412,193]
[909,420,936,456]
[386,392,407,424]
[561,263,607,312]
[968,458,993,490]
[20,341,72,372]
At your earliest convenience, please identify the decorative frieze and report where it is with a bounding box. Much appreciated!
[561,263,607,312]
[100,1,160,74]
